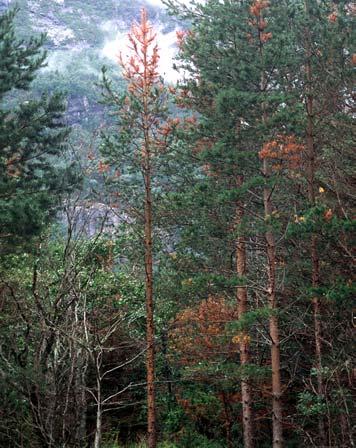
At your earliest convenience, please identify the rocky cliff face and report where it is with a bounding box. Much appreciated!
[1,0,173,46]
[0,0,178,126]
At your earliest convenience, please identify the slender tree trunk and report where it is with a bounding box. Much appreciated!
[304,2,326,443]
[144,151,156,448]
[118,11,164,446]
[94,369,102,448]
[75,349,88,445]
[140,19,157,445]
[259,26,283,444]
[263,159,284,448]
[235,179,254,448]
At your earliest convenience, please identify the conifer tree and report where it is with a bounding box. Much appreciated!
[286,1,355,444]
[0,7,72,250]
[100,9,176,447]
[250,1,284,445]
[166,1,294,445]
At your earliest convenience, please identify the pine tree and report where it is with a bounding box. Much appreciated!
[249,1,284,444]
[0,7,73,250]
[100,9,177,447]
[166,1,296,445]
[285,1,355,445]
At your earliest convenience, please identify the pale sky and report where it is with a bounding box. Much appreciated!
[102,26,181,83]
[101,0,204,83]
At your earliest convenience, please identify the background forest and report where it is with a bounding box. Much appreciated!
[0,1,355,447]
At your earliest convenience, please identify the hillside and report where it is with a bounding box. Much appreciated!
[0,0,178,127]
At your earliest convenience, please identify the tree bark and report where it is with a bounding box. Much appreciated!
[144,149,156,448]
[259,23,283,443]
[75,349,88,446]
[304,1,326,443]
[140,15,157,444]
[263,159,284,448]
[235,182,254,448]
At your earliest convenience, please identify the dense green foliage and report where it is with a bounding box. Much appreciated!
[0,2,354,447]
[0,8,75,248]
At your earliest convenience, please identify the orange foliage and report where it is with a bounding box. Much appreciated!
[175,86,194,109]
[176,29,188,49]
[119,9,160,96]
[261,32,273,43]
[175,391,241,423]
[156,117,181,149]
[6,154,21,178]
[176,29,194,50]
[184,115,198,126]
[119,8,180,153]
[193,137,215,155]
[170,296,238,370]
[250,0,270,17]
[259,134,304,171]
[168,85,176,94]
[248,1,272,43]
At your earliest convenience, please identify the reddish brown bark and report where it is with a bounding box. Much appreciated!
[142,33,157,448]
[144,156,156,448]
[235,180,254,448]
[120,10,159,446]
[263,159,284,448]
[253,1,284,442]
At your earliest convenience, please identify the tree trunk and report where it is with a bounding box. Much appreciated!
[235,184,254,448]
[141,19,157,445]
[263,158,284,448]
[144,155,156,448]
[304,1,326,443]
[75,349,88,446]
[259,23,283,442]
[94,373,102,448]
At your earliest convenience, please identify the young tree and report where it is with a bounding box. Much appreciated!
[100,9,176,446]
[170,296,240,448]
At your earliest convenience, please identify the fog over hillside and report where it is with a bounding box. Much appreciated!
[0,0,189,126]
